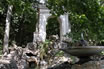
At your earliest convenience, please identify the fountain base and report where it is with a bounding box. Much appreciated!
[75,56,92,64]
[72,60,104,69]
[60,46,104,69]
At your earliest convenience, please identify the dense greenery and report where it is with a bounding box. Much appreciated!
[47,0,104,45]
[46,17,60,38]
[0,0,104,68]
[0,0,104,46]
[0,0,38,46]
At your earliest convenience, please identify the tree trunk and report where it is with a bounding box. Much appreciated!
[3,5,13,54]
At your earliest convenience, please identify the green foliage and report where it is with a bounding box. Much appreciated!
[0,0,38,45]
[46,0,66,16]
[55,51,64,57]
[0,0,104,46]
[47,0,104,45]
[39,39,64,61]
[101,51,104,55]
[46,17,60,38]
[39,40,51,60]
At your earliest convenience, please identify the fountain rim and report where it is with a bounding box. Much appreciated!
[60,46,104,57]
[68,46,104,49]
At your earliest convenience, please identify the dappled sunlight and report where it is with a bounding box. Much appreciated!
[1,0,104,69]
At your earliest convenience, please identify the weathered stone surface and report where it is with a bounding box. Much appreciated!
[0,60,18,69]
[0,42,39,69]
[47,60,104,69]
[47,61,72,69]
[72,60,104,69]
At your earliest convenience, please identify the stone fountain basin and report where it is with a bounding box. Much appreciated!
[60,46,104,57]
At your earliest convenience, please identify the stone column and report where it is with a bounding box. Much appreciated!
[59,13,71,41]
[38,13,50,42]
[36,5,51,42]
[33,4,71,42]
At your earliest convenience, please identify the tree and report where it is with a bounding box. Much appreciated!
[47,0,104,45]
[0,0,38,53]
[46,17,60,39]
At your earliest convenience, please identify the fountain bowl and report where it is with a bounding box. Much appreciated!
[60,46,104,57]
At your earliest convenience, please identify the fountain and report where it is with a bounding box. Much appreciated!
[61,46,104,57]
[60,46,104,63]
[60,34,104,65]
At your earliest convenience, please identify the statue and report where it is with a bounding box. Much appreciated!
[79,33,89,46]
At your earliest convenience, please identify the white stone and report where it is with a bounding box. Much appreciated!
[39,0,45,4]
[33,4,71,42]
